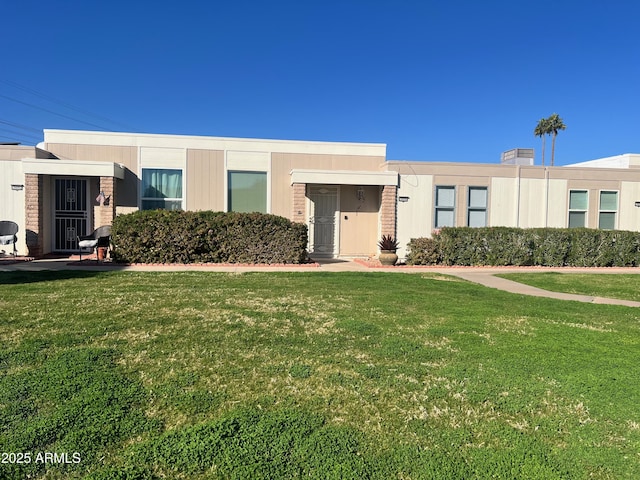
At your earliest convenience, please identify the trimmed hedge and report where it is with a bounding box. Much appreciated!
[406,227,640,267]
[111,210,308,264]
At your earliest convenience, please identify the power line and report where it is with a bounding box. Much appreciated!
[0,93,111,130]
[0,126,40,142]
[0,134,30,144]
[0,118,43,145]
[0,78,137,131]
[0,118,43,134]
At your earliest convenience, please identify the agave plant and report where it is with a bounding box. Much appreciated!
[378,234,399,251]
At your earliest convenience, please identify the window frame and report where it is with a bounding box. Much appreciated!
[140,167,184,211]
[227,170,268,214]
[467,186,488,227]
[434,185,456,228]
[568,189,588,228]
[598,190,618,230]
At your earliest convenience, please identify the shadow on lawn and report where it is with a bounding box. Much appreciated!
[0,269,112,285]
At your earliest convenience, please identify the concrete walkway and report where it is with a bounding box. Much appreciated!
[448,270,640,307]
[1,257,639,307]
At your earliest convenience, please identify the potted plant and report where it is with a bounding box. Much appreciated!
[378,234,399,266]
[96,234,111,262]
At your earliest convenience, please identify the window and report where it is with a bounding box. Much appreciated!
[599,191,618,230]
[568,190,588,228]
[141,168,183,210]
[228,171,267,213]
[435,186,455,228]
[467,186,488,227]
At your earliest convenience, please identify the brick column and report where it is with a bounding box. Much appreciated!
[25,174,44,257]
[291,183,306,223]
[96,176,116,226]
[380,185,397,238]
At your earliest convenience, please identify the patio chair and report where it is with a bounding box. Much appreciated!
[77,225,112,261]
[0,221,18,256]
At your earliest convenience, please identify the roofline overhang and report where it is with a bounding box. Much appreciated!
[290,169,398,186]
[44,129,387,157]
[21,158,126,179]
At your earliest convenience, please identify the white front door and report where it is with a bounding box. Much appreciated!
[308,186,339,256]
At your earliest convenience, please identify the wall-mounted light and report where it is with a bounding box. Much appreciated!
[635,201,640,207]
[356,187,365,201]
[399,196,410,202]
[11,184,24,191]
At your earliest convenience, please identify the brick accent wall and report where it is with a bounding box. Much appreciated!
[96,176,116,227]
[380,185,397,238]
[291,183,306,223]
[25,174,43,257]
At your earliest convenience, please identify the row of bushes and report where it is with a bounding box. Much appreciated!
[111,210,308,264]
[406,227,640,267]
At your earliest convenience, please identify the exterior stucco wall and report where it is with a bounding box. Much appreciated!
[516,178,544,228]
[271,152,386,219]
[41,131,388,257]
[0,159,27,255]
[389,161,640,260]
[26,130,640,260]
[619,182,640,231]
[544,179,569,228]
[186,149,225,212]
[489,177,517,227]
[395,173,433,259]
[44,132,386,223]
[45,143,139,208]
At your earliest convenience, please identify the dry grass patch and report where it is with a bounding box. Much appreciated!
[491,315,537,335]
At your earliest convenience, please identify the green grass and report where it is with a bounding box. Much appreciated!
[1,271,639,479]
[499,273,640,301]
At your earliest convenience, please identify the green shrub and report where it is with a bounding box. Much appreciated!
[406,237,440,265]
[609,230,640,266]
[529,229,572,266]
[406,227,640,267]
[111,210,308,264]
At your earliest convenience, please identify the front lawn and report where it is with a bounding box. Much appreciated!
[1,271,639,479]
[499,273,640,302]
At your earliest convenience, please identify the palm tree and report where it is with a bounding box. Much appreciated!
[534,117,550,166]
[547,113,566,166]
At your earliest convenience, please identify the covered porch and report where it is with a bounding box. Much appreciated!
[21,158,125,257]
[290,169,398,258]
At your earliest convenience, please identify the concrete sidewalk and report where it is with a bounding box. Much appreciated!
[449,271,640,307]
[1,256,639,307]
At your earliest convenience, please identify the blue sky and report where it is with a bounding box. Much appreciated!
[2,1,639,165]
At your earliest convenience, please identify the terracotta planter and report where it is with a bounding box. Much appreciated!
[379,250,398,266]
[97,247,108,261]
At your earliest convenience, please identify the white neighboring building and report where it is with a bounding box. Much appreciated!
[567,153,640,169]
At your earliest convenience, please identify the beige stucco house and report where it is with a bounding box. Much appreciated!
[1,130,397,258]
[1,130,639,260]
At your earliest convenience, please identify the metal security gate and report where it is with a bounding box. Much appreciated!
[308,186,339,256]
[54,179,89,251]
